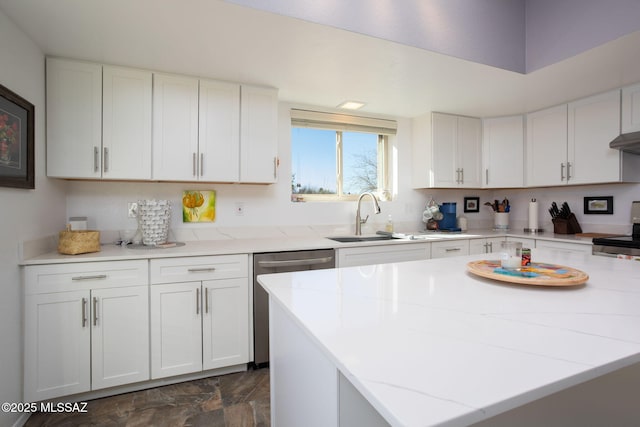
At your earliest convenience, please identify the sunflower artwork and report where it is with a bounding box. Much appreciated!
[182,190,216,222]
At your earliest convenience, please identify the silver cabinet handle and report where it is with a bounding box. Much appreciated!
[187,267,217,273]
[488,242,493,252]
[485,169,489,185]
[257,256,334,268]
[200,153,204,177]
[82,298,88,327]
[103,147,109,172]
[567,162,572,180]
[196,288,200,315]
[193,152,197,176]
[445,248,461,252]
[456,168,460,184]
[273,157,278,179]
[94,146,100,173]
[205,288,209,314]
[560,163,565,181]
[72,274,107,281]
[92,297,98,326]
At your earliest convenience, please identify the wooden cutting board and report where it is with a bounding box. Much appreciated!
[574,232,621,238]
[467,260,588,286]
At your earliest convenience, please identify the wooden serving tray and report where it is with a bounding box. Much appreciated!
[467,260,588,286]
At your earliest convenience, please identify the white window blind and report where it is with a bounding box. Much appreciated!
[290,109,397,135]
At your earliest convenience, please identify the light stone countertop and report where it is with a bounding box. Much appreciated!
[258,249,640,426]
[20,228,598,265]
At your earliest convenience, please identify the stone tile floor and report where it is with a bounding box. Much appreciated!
[25,369,270,427]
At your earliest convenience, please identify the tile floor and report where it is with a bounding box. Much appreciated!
[24,369,270,427]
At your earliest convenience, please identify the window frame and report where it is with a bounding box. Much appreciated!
[291,127,391,202]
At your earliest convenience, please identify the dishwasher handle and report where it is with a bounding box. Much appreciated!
[257,256,334,269]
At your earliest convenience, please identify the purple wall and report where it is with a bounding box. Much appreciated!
[525,0,640,72]
[227,0,640,74]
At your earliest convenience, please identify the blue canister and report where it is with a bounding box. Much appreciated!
[437,202,458,230]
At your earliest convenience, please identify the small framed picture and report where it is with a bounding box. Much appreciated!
[464,197,480,213]
[584,196,613,214]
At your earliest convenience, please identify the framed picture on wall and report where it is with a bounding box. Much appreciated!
[464,197,480,213]
[584,196,613,214]
[0,83,34,189]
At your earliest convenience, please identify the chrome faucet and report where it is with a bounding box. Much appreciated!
[355,192,381,235]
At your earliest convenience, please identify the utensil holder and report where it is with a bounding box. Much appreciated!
[137,199,172,246]
[494,212,509,230]
[552,213,582,234]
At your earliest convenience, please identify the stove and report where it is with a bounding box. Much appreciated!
[592,201,640,257]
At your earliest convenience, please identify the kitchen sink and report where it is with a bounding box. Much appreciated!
[327,235,396,243]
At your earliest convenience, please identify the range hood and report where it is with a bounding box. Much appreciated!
[610,131,640,155]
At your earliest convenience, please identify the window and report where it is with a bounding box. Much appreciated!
[290,109,395,201]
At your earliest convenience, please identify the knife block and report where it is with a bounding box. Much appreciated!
[552,213,582,234]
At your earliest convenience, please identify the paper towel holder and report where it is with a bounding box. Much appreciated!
[525,198,544,234]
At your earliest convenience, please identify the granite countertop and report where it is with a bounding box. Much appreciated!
[20,229,596,265]
[258,249,640,426]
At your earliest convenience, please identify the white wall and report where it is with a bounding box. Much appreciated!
[65,104,429,240]
[0,9,67,427]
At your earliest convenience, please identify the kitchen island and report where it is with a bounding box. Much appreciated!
[258,249,640,426]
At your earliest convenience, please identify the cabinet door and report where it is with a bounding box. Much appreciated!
[526,105,568,187]
[24,291,91,402]
[202,278,249,370]
[432,113,458,187]
[568,90,621,184]
[431,240,469,258]
[150,282,202,378]
[91,286,149,390]
[337,243,431,268]
[102,66,152,180]
[483,115,524,188]
[46,58,102,178]
[457,116,482,187]
[152,73,199,181]
[240,85,279,183]
[469,237,504,255]
[622,83,640,133]
[199,79,241,182]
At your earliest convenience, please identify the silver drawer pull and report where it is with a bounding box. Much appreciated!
[72,274,107,281]
[81,298,88,327]
[196,288,200,315]
[187,267,217,273]
[93,297,99,326]
[257,257,334,268]
[445,248,461,252]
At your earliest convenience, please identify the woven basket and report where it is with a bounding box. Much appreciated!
[58,230,101,255]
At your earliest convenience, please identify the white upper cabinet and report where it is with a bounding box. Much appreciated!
[240,85,279,183]
[152,73,200,181]
[47,58,152,180]
[526,104,568,187]
[46,58,102,178]
[622,83,640,133]
[431,113,482,188]
[482,115,524,188]
[199,79,241,182]
[102,66,152,180]
[567,90,622,184]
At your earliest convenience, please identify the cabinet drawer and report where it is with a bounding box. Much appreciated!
[431,240,470,259]
[535,240,591,255]
[24,260,148,295]
[150,254,248,284]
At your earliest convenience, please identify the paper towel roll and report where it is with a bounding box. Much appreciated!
[528,199,539,231]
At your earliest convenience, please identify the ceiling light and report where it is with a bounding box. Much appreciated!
[337,101,366,110]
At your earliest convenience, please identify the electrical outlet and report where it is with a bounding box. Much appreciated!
[235,202,245,216]
[127,202,138,218]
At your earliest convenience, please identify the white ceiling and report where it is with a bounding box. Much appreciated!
[2,0,640,118]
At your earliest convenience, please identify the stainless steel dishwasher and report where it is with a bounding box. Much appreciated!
[253,248,335,367]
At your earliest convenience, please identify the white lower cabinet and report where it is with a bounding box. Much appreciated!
[506,236,536,249]
[535,240,592,255]
[337,243,430,268]
[24,260,149,402]
[150,255,249,379]
[469,237,505,255]
[431,240,470,258]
